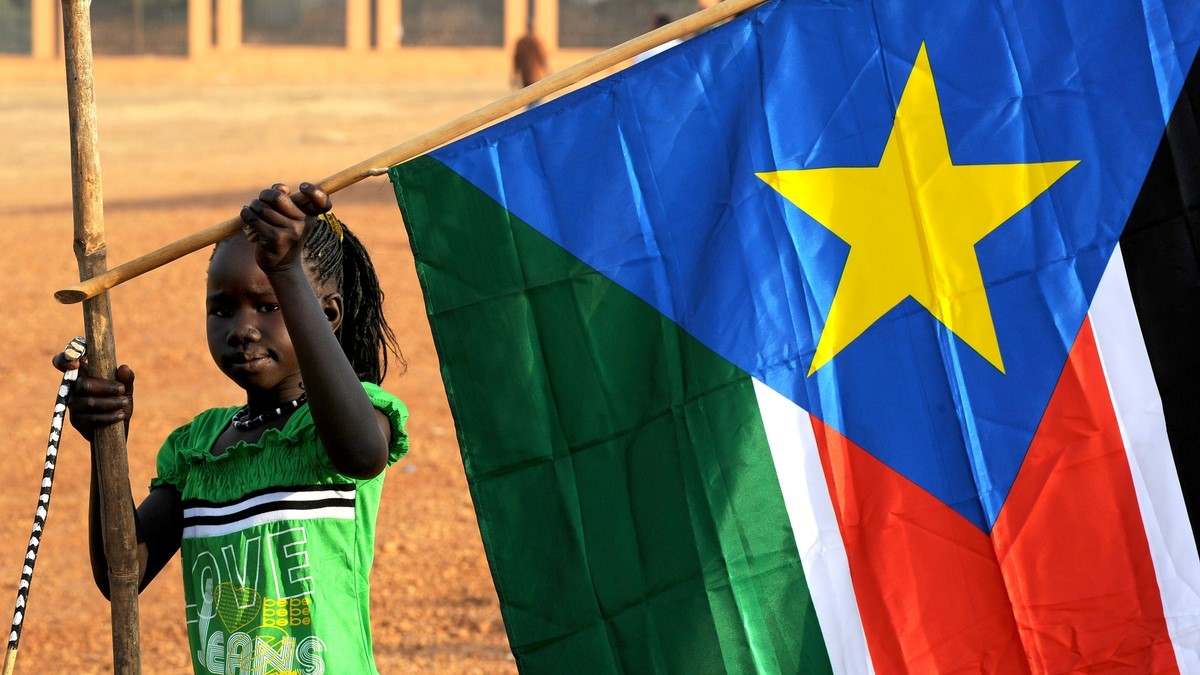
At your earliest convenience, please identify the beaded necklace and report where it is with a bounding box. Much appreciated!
[231,394,307,431]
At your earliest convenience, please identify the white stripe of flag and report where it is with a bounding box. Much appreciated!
[1090,244,1200,672]
[754,378,874,675]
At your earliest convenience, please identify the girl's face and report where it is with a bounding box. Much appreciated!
[206,238,303,402]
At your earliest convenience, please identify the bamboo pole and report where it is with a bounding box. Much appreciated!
[61,1,142,672]
[54,0,767,304]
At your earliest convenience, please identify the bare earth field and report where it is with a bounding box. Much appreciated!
[0,55,541,673]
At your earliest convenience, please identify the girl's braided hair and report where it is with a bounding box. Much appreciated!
[304,213,404,384]
[215,212,404,384]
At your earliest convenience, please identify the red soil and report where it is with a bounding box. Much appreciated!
[0,53,547,673]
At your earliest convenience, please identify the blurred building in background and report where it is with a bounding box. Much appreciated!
[0,0,701,61]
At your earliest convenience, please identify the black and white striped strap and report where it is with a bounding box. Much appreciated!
[6,336,86,652]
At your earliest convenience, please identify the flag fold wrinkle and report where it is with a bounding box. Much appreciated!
[390,0,1200,671]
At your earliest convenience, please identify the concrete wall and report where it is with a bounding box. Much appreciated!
[0,0,642,86]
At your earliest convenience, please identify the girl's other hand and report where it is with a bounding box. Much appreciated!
[53,352,134,442]
[239,182,331,276]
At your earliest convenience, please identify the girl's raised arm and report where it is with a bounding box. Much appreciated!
[240,183,391,478]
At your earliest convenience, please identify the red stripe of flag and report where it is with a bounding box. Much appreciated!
[991,316,1176,673]
[810,422,1028,672]
[812,316,1176,671]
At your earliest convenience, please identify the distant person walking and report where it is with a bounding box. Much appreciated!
[513,18,550,107]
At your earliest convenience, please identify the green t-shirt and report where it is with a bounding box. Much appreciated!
[151,382,409,675]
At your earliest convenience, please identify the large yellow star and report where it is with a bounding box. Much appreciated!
[758,43,1078,376]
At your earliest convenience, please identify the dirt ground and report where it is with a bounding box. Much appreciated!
[0,52,570,673]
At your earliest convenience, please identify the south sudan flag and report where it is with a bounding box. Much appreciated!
[390,1,1200,671]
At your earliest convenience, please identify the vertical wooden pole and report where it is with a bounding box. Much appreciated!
[346,0,369,51]
[187,0,212,57]
[502,0,523,58]
[375,0,400,51]
[31,0,58,59]
[60,1,142,673]
[533,0,558,53]
[215,0,241,52]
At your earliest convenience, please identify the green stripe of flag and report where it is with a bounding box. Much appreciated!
[391,155,832,674]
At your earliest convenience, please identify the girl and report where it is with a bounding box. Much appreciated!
[56,182,408,674]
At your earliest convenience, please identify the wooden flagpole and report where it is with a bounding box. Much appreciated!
[60,0,142,672]
[53,0,767,305]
